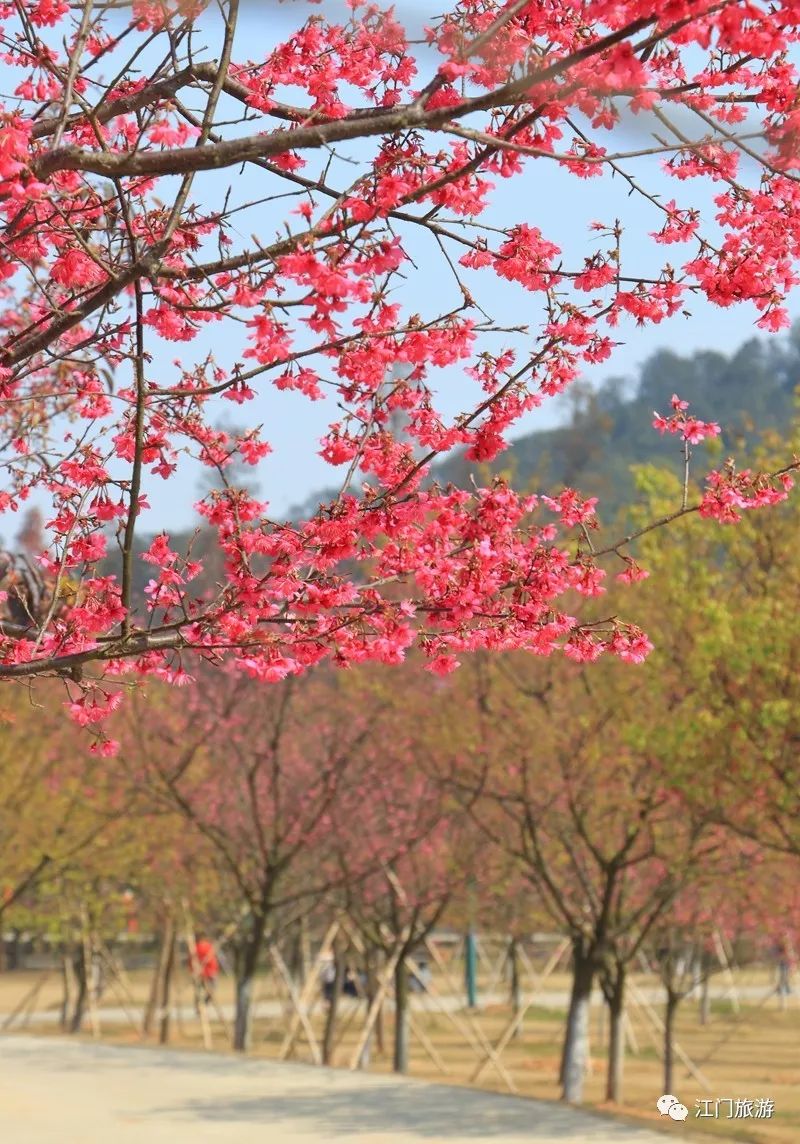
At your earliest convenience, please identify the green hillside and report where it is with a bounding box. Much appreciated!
[435,330,800,520]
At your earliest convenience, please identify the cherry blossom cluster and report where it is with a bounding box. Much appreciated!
[699,467,795,523]
[0,0,798,723]
[652,395,796,521]
[653,394,722,445]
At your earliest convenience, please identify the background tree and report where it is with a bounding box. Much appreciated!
[0,687,114,931]
[124,667,431,1050]
[334,769,474,1074]
[445,651,724,1104]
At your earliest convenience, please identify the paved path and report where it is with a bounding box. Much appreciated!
[0,1035,683,1143]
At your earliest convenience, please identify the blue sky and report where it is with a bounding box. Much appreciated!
[17,2,800,537]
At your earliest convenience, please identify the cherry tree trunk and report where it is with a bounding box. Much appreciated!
[233,914,267,1052]
[508,936,522,1037]
[699,971,710,1026]
[322,947,345,1066]
[393,957,410,1074]
[560,945,595,1104]
[288,916,310,987]
[663,989,680,1095]
[361,947,383,1064]
[605,965,626,1104]
[59,949,76,1030]
[69,947,88,1034]
[143,912,174,1037]
[158,925,177,1046]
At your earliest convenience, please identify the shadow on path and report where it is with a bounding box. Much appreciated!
[150,1079,665,1140]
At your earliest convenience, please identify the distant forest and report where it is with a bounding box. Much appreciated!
[434,326,800,522]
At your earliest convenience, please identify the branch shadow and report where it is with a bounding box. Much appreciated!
[150,1083,665,1140]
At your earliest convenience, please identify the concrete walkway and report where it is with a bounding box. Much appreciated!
[0,1034,683,1143]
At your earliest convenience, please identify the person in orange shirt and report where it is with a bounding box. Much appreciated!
[189,933,219,1007]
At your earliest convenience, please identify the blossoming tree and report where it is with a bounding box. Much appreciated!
[0,0,798,715]
[443,650,730,1104]
[124,665,444,1050]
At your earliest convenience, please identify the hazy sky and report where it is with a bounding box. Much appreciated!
[21,2,800,537]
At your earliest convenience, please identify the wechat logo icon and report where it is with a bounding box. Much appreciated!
[657,1094,689,1121]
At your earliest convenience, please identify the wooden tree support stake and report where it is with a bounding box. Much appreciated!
[1,972,51,1032]
[271,943,323,1065]
[423,937,517,1093]
[626,978,712,1091]
[348,941,406,1071]
[470,937,570,1084]
[278,920,338,1060]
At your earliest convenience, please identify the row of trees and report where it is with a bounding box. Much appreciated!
[3,444,800,1102]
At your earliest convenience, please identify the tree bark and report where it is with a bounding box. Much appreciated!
[144,911,174,1037]
[699,969,710,1026]
[233,914,266,1052]
[59,948,76,1030]
[375,959,385,1056]
[508,936,522,1037]
[288,916,309,987]
[560,941,595,1104]
[158,924,177,1045]
[664,988,680,1095]
[9,929,21,971]
[604,963,626,1104]
[393,955,410,1074]
[69,947,87,1034]
[322,945,345,1066]
[362,946,383,1063]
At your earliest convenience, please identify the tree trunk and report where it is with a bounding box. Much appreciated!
[288,916,310,987]
[363,946,383,1062]
[158,924,177,1045]
[358,952,373,1069]
[560,943,595,1104]
[605,964,625,1104]
[233,915,266,1052]
[144,912,174,1037]
[508,936,522,1038]
[375,960,385,1056]
[59,948,76,1030]
[393,956,410,1074]
[69,947,87,1034]
[322,946,345,1066]
[464,929,478,1009]
[699,970,710,1026]
[664,988,680,1095]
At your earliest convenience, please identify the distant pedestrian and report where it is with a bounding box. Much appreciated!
[776,937,793,998]
[321,954,336,1003]
[342,965,361,998]
[410,957,431,993]
[321,958,364,1002]
[89,948,105,1004]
